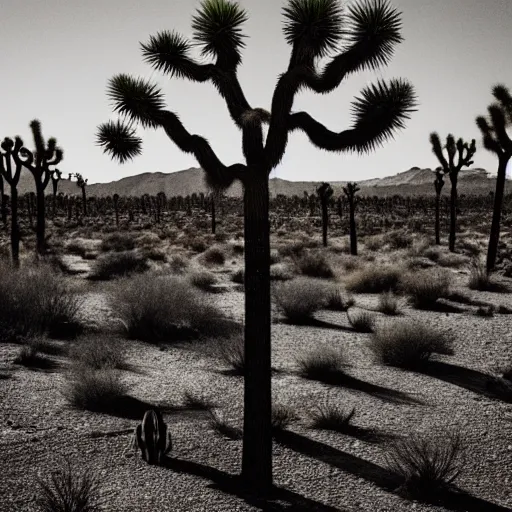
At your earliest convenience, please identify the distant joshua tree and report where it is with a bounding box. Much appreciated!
[433,166,445,246]
[343,182,360,255]
[19,121,63,256]
[317,182,333,247]
[476,85,512,272]
[51,169,62,217]
[71,173,88,216]
[96,0,416,494]
[430,133,476,252]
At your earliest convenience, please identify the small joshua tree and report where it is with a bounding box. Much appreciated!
[433,166,445,246]
[317,182,333,247]
[17,120,63,256]
[476,85,512,272]
[430,133,476,252]
[71,173,88,216]
[50,169,62,218]
[96,0,416,493]
[343,182,360,255]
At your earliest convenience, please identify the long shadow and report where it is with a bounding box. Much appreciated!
[275,431,510,512]
[312,425,398,445]
[303,372,423,406]
[281,318,355,332]
[420,361,512,403]
[416,300,466,314]
[162,456,345,511]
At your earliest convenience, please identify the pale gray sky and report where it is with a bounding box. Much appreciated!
[1,0,511,184]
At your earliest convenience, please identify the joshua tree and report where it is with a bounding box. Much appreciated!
[430,133,476,252]
[71,173,88,216]
[96,0,416,493]
[17,121,63,256]
[51,169,62,218]
[0,175,6,228]
[476,85,512,272]
[113,193,120,227]
[317,182,333,246]
[433,166,445,245]
[343,182,360,255]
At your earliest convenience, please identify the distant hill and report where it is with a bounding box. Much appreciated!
[16,166,511,198]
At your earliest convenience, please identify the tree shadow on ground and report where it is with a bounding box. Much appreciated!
[281,318,355,332]
[274,431,510,512]
[311,424,398,445]
[420,361,512,403]
[303,372,424,406]
[162,456,346,511]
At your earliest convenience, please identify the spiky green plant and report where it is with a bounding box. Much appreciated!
[96,0,416,494]
[342,182,360,255]
[430,133,476,252]
[476,85,512,272]
[316,182,333,246]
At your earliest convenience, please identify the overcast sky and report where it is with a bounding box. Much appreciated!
[1,0,511,184]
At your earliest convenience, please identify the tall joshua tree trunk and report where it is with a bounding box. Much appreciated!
[317,183,333,247]
[35,184,46,255]
[97,0,416,495]
[434,169,444,246]
[487,155,508,271]
[476,85,512,272]
[430,133,476,251]
[242,174,271,486]
[10,187,20,266]
[343,183,359,256]
[211,195,216,234]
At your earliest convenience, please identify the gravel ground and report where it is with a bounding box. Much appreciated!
[1,258,512,511]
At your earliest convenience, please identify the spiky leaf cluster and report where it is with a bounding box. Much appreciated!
[282,0,344,61]
[96,120,143,163]
[192,0,248,68]
[345,0,402,70]
[107,74,165,128]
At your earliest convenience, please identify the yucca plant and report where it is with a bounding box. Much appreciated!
[432,167,444,245]
[317,182,333,246]
[343,182,360,255]
[430,133,476,252]
[476,85,512,272]
[96,0,416,494]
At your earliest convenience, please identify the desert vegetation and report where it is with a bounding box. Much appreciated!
[1,0,512,511]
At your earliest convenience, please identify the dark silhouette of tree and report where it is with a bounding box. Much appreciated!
[317,182,333,246]
[113,193,120,226]
[0,174,6,228]
[17,121,63,256]
[96,0,416,494]
[343,182,360,255]
[430,133,476,252]
[433,166,445,245]
[476,85,512,272]
[71,173,88,216]
[51,169,62,218]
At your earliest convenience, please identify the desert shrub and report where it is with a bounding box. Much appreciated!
[189,271,218,292]
[215,335,245,375]
[14,343,51,369]
[110,273,236,343]
[65,239,89,257]
[187,238,208,253]
[365,235,384,252]
[143,247,167,262]
[371,321,454,368]
[377,292,400,315]
[89,251,149,281]
[201,246,226,265]
[296,252,334,279]
[270,263,294,281]
[386,432,464,497]
[231,268,245,284]
[35,460,104,512]
[348,310,375,333]
[271,404,298,432]
[209,410,242,440]
[325,288,354,311]
[273,278,329,323]
[400,270,451,309]
[468,260,509,292]
[69,337,126,370]
[63,366,128,412]
[384,230,412,250]
[296,346,347,383]
[345,265,402,294]
[0,262,82,341]
[310,404,356,432]
[169,255,188,274]
[437,253,468,268]
[134,232,161,248]
[100,232,135,252]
